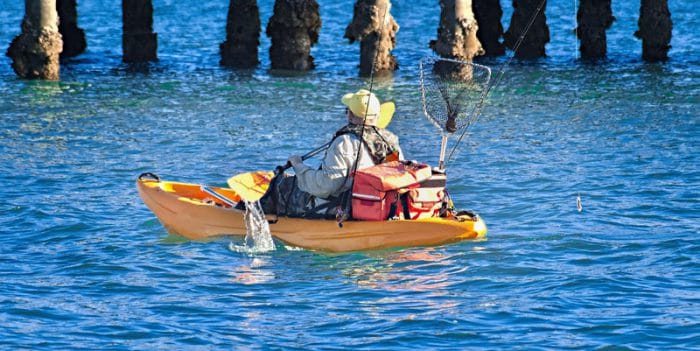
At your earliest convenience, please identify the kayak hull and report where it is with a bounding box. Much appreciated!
[137,178,487,252]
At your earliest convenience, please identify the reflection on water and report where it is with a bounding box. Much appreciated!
[20,80,65,102]
[229,257,275,285]
[343,248,461,293]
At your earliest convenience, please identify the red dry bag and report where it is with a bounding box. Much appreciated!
[351,161,432,221]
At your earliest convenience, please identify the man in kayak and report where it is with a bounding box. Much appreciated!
[260,89,403,219]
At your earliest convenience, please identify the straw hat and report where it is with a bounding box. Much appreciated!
[342,89,381,126]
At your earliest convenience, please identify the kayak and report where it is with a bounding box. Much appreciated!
[136,174,487,252]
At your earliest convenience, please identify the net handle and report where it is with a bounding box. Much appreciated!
[438,135,448,170]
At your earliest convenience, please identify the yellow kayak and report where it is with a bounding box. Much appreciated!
[136,175,487,252]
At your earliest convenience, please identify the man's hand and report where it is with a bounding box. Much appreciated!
[288,155,303,167]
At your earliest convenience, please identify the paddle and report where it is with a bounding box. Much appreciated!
[227,101,396,202]
[225,144,327,202]
[226,171,273,202]
[201,186,238,207]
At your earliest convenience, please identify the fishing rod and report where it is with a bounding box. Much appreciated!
[348,2,391,171]
[447,0,547,163]
[337,1,393,225]
[280,4,393,178]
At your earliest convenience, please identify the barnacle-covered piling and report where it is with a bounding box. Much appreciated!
[6,0,63,80]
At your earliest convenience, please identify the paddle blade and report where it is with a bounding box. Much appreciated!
[227,171,274,202]
[377,101,395,129]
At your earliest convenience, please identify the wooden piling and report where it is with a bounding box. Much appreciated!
[57,0,86,58]
[635,0,672,62]
[576,0,614,60]
[122,0,158,63]
[266,0,321,70]
[504,0,549,58]
[6,0,63,80]
[220,0,261,68]
[473,0,505,56]
[431,0,485,61]
[345,0,399,77]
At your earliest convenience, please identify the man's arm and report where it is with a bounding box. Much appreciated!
[291,135,358,199]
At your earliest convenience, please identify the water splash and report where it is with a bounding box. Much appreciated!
[243,200,275,252]
[228,200,275,253]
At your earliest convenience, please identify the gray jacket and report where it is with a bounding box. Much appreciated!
[292,133,403,199]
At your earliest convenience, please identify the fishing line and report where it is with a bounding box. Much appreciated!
[447,0,547,163]
[574,0,579,60]
[339,1,391,223]
[573,0,583,212]
[348,1,390,183]
[354,1,391,161]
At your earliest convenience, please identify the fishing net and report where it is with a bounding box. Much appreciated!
[419,57,491,136]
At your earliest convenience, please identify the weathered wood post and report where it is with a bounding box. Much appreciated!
[266,0,321,70]
[220,0,261,68]
[504,0,549,58]
[577,0,614,60]
[473,0,505,56]
[635,0,672,62]
[431,0,485,61]
[122,0,158,63]
[6,0,63,80]
[57,0,86,58]
[345,0,399,77]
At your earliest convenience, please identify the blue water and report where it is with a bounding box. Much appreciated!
[1,0,698,349]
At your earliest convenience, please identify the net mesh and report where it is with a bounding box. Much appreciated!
[420,57,491,135]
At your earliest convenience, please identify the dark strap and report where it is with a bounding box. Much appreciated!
[259,172,284,216]
[400,193,411,220]
[388,200,398,220]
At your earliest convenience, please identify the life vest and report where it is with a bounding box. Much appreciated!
[333,124,401,164]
